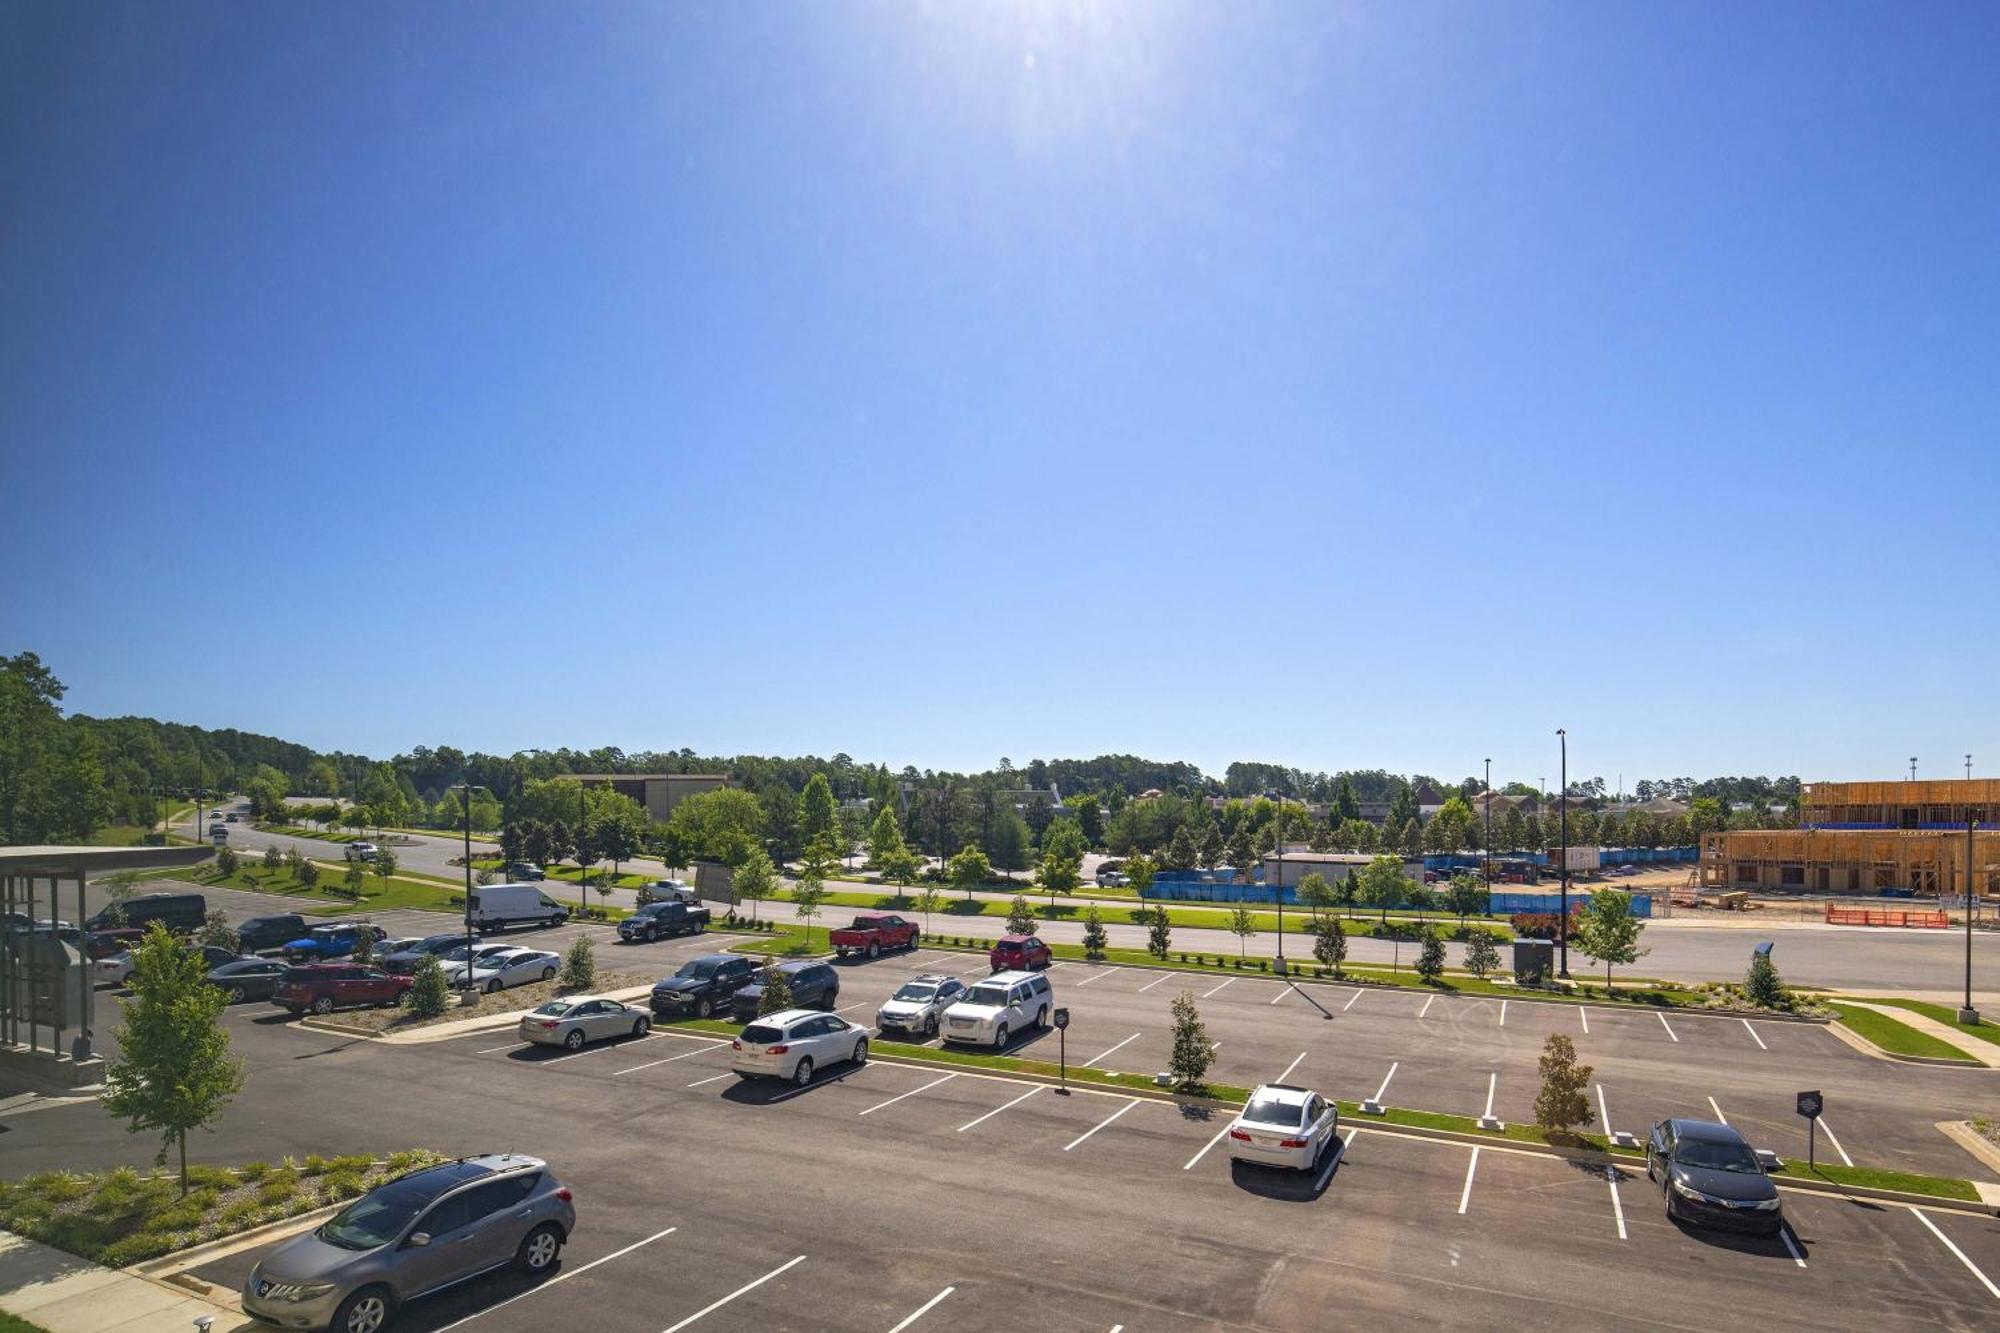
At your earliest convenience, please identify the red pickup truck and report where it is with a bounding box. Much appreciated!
[829,912,921,960]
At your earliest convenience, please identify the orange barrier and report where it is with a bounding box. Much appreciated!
[1824,905,1949,929]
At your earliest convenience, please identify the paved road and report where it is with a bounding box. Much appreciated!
[10,906,2000,1331]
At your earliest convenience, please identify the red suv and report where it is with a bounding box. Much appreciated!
[988,934,1052,972]
[272,964,412,1016]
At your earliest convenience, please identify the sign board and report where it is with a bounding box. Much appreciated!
[1796,1090,1822,1120]
[1753,941,1774,961]
[1052,1007,1070,1031]
[1557,846,1602,873]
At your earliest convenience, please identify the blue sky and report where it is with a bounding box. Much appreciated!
[3,2,1997,788]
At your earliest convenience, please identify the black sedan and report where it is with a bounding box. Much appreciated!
[1646,1118,1785,1234]
[207,958,292,1003]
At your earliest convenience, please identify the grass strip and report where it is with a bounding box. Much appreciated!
[0,1313,53,1333]
[1765,1161,1980,1201]
[1848,997,2000,1049]
[1825,1002,1977,1062]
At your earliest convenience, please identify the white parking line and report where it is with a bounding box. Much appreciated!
[1458,1147,1480,1214]
[1136,972,1174,993]
[1418,995,1435,1020]
[1341,989,1362,1013]
[1817,1115,1855,1168]
[544,1033,653,1065]
[1201,978,1235,999]
[1604,1165,1627,1240]
[1481,1074,1498,1123]
[1370,1062,1398,1105]
[1578,1007,1589,1035]
[1596,1084,1613,1138]
[1778,1225,1807,1268]
[1657,1012,1679,1042]
[1498,1000,1507,1027]
[958,1085,1040,1133]
[886,1286,955,1333]
[858,1072,958,1116]
[660,1253,807,1332]
[1707,1096,1727,1124]
[1912,1208,2000,1301]
[1081,1033,1141,1068]
[613,1045,719,1076]
[476,1043,525,1055]
[1269,985,1289,1005]
[834,1002,870,1014]
[1073,967,1118,987]
[1183,1122,1232,1171]
[1741,1017,1768,1050]
[1063,1098,1141,1151]
[432,1225,679,1331]
[688,1072,735,1088]
[1274,1051,1307,1084]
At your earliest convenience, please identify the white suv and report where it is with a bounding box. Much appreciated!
[731,1009,869,1088]
[940,970,1052,1048]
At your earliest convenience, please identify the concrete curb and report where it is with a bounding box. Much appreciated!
[1937,1120,2000,1189]
[301,983,662,1044]
[1823,1013,2000,1069]
[130,1201,346,1281]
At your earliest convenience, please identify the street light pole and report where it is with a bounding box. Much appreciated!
[1961,815,1981,1025]
[1274,796,1286,971]
[1483,758,1492,889]
[1557,729,1570,980]
[455,783,477,997]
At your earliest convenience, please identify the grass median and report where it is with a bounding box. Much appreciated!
[167,862,464,915]
[1845,997,2000,1050]
[1824,1002,1978,1062]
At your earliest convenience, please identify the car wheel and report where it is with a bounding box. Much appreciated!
[516,1223,563,1274]
[311,994,334,1015]
[994,1023,1009,1049]
[633,1016,650,1037]
[564,1029,585,1050]
[693,921,705,934]
[924,1014,938,1038]
[1036,1005,1049,1029]
[486,979,502,994]
[852,1037,868,1065]
[332,1286,393,1333]
[228,985,246,1003]
[792,1056,814,1087]
[695,997,713,1019]
[866,941,880,960]
[541,966,557,982]
[642,928,657,943]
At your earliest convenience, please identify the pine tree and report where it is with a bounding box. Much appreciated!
[1082,904,1107,959]
[1415,925,1446,983]
[1168,990,1213,1091]
[1745,950,1788,1009]
[756,960,795,1016]
[799,773,840,853]
[558,935,595,990]
[1146,905,1171,960]
[1533,1033,1593,1136]
[408,955,451,1018]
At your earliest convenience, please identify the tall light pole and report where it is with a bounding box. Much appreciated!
[1557,729,1570,980]
[1274,794,1286,971]
[1482,758,1492,889]
[1960,814,1981,1025]
[1910,757,1918,782]
[1966,754,1973,780]
[453,782,491,996]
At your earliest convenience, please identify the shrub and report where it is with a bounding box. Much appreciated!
[300,1155,329,1176]
[1533,1033,1593,1135]
[1745,951,1789,1009]
[407,956,451,1019]
[1509,912,1580,941]
[558,936,596,990]
[1415,927,1446,983]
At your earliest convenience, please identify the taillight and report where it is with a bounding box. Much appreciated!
[730,1039,742,1050]
[1228,1129,1251,1142]
[767,1044,789,1055]
[1279,1138,1308,1149]
[538,1021,557,1030]
[554,1187,571,1202]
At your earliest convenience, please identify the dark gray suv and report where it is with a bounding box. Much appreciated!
[242,1154,574,1333]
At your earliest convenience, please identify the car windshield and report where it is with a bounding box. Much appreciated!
[741,1024,783,1044]
[964,985,1010,1006]
[1674,1138,1763,1174]
[1243,1097,1306,1128]
[681,960,721,979]
[317,1181,431,1250]
[532,1001,575,1017]
[892,984,937,1002]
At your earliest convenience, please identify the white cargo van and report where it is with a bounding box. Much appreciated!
[468,883,570,933]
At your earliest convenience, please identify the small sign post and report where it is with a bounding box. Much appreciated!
[1052,1007,1071,1095]
[1797,1089,1823,1168]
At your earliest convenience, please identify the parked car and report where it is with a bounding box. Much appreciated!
[225,812,239,823]
[640,878,697,905]
[283,923,386,962]
[447,947,560,994]
[435,941,525,978]
[237,913,309,955]
[96,942,240,988]
[729,960,838,1023]
[209,825,230,845]
[1646,1118,1784,1234]
[272,963,413,1015]
[649,954,760,1020]
[875,973,967,1039]
[730,1009,868,1086]
[380,933,473,975]
[828,912,920,960]
[520,995,650,1050]
[1096,870,1129,887]
[242,1153,573,1333]
[504,860,546,881]
[987,934,1052,972]
[208,957,292,1003]
[84,891,206,935]
[467,883,569,933]
[82,926,146,960]
[344,841,380,861]
[617,901,710,943]
[941,969,1053,1048]
[1225,1083,1341,1172]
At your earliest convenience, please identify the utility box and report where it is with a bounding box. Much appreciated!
[1513,939,1555,986]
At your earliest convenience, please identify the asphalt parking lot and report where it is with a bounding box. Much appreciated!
[27,889,2000,1330]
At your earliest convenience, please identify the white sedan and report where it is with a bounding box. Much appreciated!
[730,1008,869,1088]
[446,947,559,993]
[1225,1083,1341,1171]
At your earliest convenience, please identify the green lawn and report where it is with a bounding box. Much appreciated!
[1849,997,2000,1049]
[1826,1002,1977,1062]
[80,824,157,847]
[0,1313,51,1333]
[167,863,464,916]
[1765,1160,1980,1201]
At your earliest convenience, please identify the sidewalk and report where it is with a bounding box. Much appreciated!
[1841,1001,2000,1068]
[0,1231,250,1333]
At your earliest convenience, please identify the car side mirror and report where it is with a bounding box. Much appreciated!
[407,1232,431,1248]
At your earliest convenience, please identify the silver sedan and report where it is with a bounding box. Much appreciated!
[519,995,651,1050]
[450,947,559,993]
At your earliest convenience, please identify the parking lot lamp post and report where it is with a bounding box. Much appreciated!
[453,782,484,996]
[1557,730,1569,980]
[1274,802,1285,972]
[1961,816,1981,1025]
[1483,758,1492,888]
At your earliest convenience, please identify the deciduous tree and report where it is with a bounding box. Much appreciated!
[1575,889,1648,993]
[1168,990,1213,1092]
[1533,1033,1592,1136]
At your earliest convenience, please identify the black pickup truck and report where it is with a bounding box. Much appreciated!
[649,953,759,1019]
[618,900,711,943]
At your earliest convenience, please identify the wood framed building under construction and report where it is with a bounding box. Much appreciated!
[1703,778,2000,897]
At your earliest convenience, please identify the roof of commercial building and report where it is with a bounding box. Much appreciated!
[571,773,728,782]
[0,845,216,877]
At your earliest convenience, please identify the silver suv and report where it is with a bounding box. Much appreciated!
[243,1154,574,1333]
[875,973,969,1039]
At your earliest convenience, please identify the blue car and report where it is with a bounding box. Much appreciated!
[282,923,385,961]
